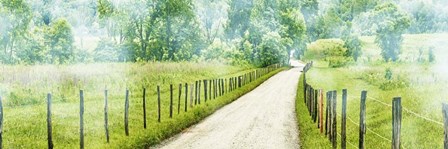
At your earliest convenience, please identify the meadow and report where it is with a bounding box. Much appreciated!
[0,62,284,148]
[297,33,448,148]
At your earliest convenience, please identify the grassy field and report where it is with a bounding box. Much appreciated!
[298,33,448,148]
[0,62,285,148]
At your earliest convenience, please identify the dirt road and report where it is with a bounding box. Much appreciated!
[155,61,304,149]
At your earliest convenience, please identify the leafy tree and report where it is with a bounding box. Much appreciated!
[94,38,119,62]
[0,0,32,63]
[343,34,362,61]
[258,32,288,67]
[279,7,307,62]
[428,47,435,63]
[407,2,435,33]
[225,0,254,39]
[300,0,318,41]
[46,18,74,64]
[373,3,411,62]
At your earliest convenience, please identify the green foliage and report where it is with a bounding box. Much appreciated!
[46,18,74,64]
[0,0,32,64]
[258,32,288,67]
[300,0,318,41]
[361,68,409,91]
[279,7,307,61]
[0,62,283,148]
[94,38,119,62]
[428,47,435,63]
[225,0,254,38]
[306,39,351,68]
[343,34,362,61]
[373,3,411,62]
[384,68,392,80]
[295,73,332,148]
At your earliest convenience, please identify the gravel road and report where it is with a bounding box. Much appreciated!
[154,61,304,149]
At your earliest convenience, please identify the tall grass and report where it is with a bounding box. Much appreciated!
[0,62,284,148]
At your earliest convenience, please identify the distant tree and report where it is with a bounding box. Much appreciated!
[408,2,436,33]
[428,47,435,63]
[46,19,74,64]
[94,38,119,62]
[225,0,254,39]
[279,7,307,62]
[0,0,32,63]
[373,3,411,62]
[300,0,318,42]
[343,34,362,61]
[258,32,288,67]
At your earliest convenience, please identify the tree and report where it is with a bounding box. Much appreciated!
[46,18,75,64]
[258,32,288,66]
[343,34,362,61]
[0,0,32,64]
[373,3,410,62]
[300,0,318,42]
[279,6,307,62]
[225,0,254,39]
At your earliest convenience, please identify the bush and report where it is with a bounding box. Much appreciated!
[94,38,120,62]
[361,68,409,91]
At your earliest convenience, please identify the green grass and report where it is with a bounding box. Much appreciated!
[0,62,285,148]
[296,73,332,149]
[298,33,448,148]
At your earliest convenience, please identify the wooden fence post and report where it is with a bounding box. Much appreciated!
[143,88,146,129]
[225,79,227,93]
[332,90,337,148]
[198,81,201,104]
[325,91,329,136]
[195,81,198,105]
[328,91,333,141]
[170,84,173,118]
[314,89,318,123]
[221,79,224,95]
[310,87,313,116]
[209,80,212,100]
[125,89,130,136]
[47,93,53,149]
[104,89,109,143]
[0,97,2,149]
[178,84,182,114]
[0,97,2,148]
[218,79,221,97]
[359,91,367,149]
[157,86,161,122]
[204,80,207,102]
[443,103,448,149]
[320,89,323,133]
[392,97,402,149]
[190,84,194,107]
[80,90,84,149]
[341,89,347,149]
[213,79,216,99]
[185,83,188,112]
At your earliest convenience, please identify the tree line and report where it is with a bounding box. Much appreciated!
[1,0,446,65]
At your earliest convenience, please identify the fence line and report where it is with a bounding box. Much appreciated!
[348,95,444,126]
[0,63,283,148]
[302,62,418,149]
[337,132,357,148]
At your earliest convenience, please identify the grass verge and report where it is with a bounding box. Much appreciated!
[1,62,286,148]
[296,73,332,148]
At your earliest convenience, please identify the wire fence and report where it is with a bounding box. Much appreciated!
[301,62,421,149]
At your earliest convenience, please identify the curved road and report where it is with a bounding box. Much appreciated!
[154,61,304,149]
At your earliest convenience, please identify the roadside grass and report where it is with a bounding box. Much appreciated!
[298,33,448,148]
[0,62,285,148]
[296,73,332,149]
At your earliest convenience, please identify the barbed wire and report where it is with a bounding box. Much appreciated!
[346,95,444,126]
